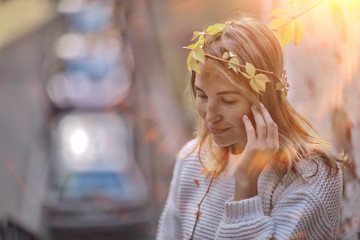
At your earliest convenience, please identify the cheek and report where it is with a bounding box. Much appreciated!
[196,100,206,119]
[232,108,251,128]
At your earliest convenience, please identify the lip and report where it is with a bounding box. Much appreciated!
[209,127,231,135]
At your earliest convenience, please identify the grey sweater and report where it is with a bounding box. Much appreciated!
[157,139,342,240]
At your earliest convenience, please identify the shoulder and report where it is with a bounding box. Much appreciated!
[169,139,200,186]
[291,155,343,214]
[288,155,343,228]
[174,138,206,177]
[176,138,200,160]
[296,154,342,184]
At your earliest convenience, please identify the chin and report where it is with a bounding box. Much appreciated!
[212,136,234,148]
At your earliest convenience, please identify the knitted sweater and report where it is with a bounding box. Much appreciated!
[156,139,343,240]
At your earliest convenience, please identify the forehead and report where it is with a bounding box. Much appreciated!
[195,64,239,92]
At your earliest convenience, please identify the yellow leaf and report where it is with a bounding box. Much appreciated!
[294,19,305,45]
[269,8,290,18]
[269,17,289,29]
[270,17,294,46]
[245,62,256,77]
[254,73,270,83]
[229,57,239,65]
[199,34,205,43]
[276,82,283,90]
[193,37,204,48]
[289,0,299,15]
[250,79,261,93]
[191,31,202,41]
[254,79,267,92]
[193,46,205,63]
[187,51,200,73]
[229,52,236,57]
[241,72,251,79]
[250,78,267,93]
[206,23,226,35]
[249,74,270,93]
[222,52,229,59]
[183,44,196,50]
[186,52,192,72]
[228,57,239,73]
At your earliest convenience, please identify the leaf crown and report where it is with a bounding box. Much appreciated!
[184,22,290,101]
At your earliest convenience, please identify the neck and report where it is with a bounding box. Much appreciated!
[231,138,246,155]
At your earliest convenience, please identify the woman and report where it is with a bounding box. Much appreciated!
[157,15,345,240]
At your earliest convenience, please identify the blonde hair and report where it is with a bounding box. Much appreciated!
[186,15,346,177]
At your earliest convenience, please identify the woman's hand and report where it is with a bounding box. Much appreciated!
[233,103,279,200]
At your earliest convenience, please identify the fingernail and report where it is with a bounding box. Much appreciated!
[243,114,248,119]
[260,102,264,108]
[251,104,256,110]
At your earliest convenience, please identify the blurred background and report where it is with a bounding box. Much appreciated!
[0,0,359,239]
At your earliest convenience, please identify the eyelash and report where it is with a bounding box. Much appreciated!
[196,93,237,105]
[196,93,207,99]
[222,99,237,104]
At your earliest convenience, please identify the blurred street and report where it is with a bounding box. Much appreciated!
[0,1,191,239]
[1,0,360,239]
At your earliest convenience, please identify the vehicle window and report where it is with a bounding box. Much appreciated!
[62,172,124,199]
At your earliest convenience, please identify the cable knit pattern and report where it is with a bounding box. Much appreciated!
[157,139,343,240]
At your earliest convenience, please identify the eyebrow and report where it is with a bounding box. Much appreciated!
[194,85,241,95]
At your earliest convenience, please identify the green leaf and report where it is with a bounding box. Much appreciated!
[245,62,256,77]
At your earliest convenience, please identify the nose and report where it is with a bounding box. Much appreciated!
[205,102,221,123]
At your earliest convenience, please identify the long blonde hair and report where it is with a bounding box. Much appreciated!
[186,15,346,177]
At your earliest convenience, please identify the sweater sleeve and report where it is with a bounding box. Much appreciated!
[215,163,343,240]
[156,158,183,240]
[215,195,274,239]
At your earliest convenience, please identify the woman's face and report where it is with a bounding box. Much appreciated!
[195,66,252,152]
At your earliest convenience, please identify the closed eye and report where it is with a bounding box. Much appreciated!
[196,93,207,99]
[222,99,237,104]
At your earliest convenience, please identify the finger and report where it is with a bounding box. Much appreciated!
[259,103,279,146]
[251,104,267,139]
[242,114,256,143]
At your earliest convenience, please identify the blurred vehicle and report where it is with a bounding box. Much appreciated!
[47,33,132,109]
[58,0,114,33]
[42,112,150,238]
[0,218,41,240]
